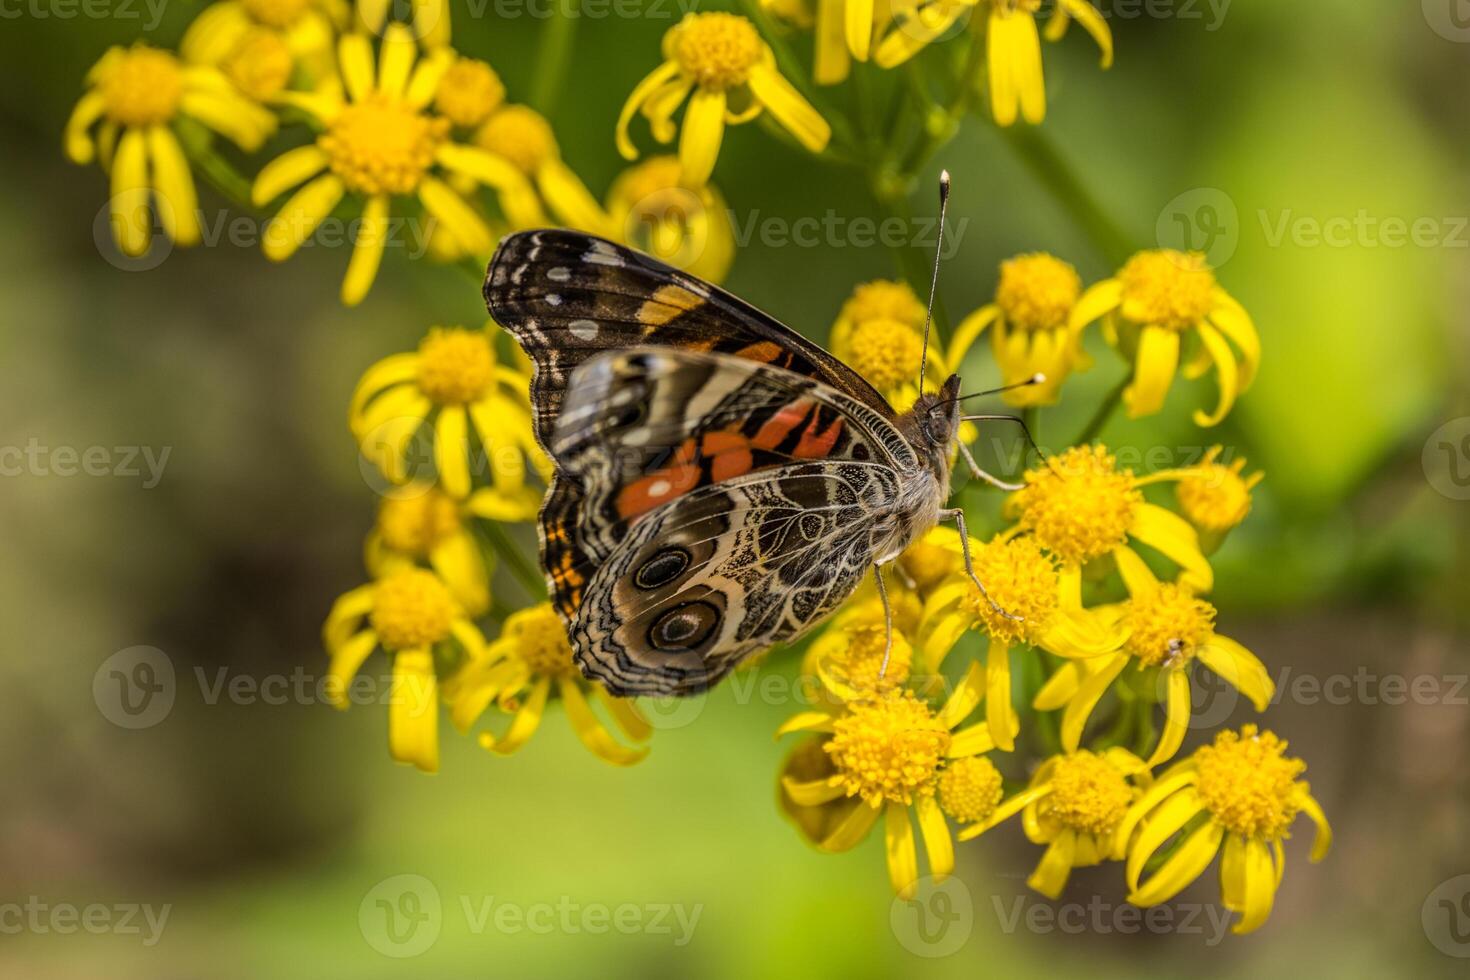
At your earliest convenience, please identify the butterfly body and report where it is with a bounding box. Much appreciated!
[485,230,965,697]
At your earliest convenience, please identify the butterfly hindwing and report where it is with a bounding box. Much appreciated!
[484,229,895,452]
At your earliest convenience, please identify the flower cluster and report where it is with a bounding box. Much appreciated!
[69,0,1325,940]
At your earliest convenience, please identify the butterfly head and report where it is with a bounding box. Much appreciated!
[913,373,964,451]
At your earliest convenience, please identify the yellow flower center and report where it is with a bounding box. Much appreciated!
[1123,583,1215,667]
[825,691,951,806]
[841,280,927,331]
[1177,448,1258,533]
[1193,725,1305,840]
[961,536,1059,646]
[318,93,449,196]
[1014,445,1141,566]
[505,604,577,678]
[1038,751,1133,837]
[370,569,457,651]
[377,486,462,556]
[669,13,763,89]
[474,104,558,175]
[416,327,496,405]
[222,29,294,103]
[613,156,702,220]
[434,58,506,129]
[995,253,1081,331]
[99,47,183,127]
[846,318,923,392]
[824,624,912,695]
[1118,249,1217,330]
[899,536,961,593]
[241,0,311,27]
[938,756,1005,824]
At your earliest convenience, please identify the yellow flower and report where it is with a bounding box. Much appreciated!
[349,323,547,500]
[949,252,1090,406]
[897,527,966,597]
[473,104,612,236]
[617,12,831,187]
[919,532,1125,752]
[322,567,486,772]
[357,0,450,49]
[65,44,276,257]
[1045,549,1274,767]
[828,279,948,408]
[875,0,1111,126]
[763,0,895,85]
[1073,249,1261,426]
[606,156,735,283]
[777,663,998,897]
[251,26,529,305]
[1175,445,1262,542]
[446,603,652,766]
[801,589,924,703]
[364,481,541,617]
[1006,443,1215,592]
[960,748,1149,898]
[182,0,343,92]
[1117,725,1331,934]
[433,56,505,129]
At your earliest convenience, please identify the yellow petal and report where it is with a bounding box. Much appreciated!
[957,783,1050,841]
[538,158,614,236]
[325,629,378,708]
[1207,290,1260,389]
[406,47,454,108]
[947,721,996,758]
[616,60,682,159]
[782,776,845,806]
[178,89,275,151]
[1129,819,1224,907]
[820,799,880,851]
[1196,635,1274,712]
[253,145,330,207]
[1124,326,1179,418]
[1232,837,1276,933]
[814,0,852,83]
[342,194,390,307]
[1220,832,1247,911]
[64,91,106,164]
[414,0,451,49]
[389,649,439,773]
[559,677,649,765]
[349,352,420,429]
[916,795,954,880]
[145,126,199,247]
[262,173,345,261]
[1190,322,1239,427]
[338,32,375,102]
[378,23,418,97]
[1059,0,1112,67]
[678,86,726,188]
[1060,651,1128,751]
[1298,790,1332,861]
[1125,786,1203,889]
[1113,765,1198,853]
[429,532,490,616]
[482,676,550,755]
[1125,507,1213,592]
[418,176,492,256]
[1142,667,1192,768]
[465,484,544,523]
[986,640,1017,752]
[1027,829,1076,899]
[937,660,985,729]
[748,62,831,153]
[885,802,920,898]
[596,688,653,742]
[110,128,152,257]
[845,0,874,60]
[1033,661,1081,710]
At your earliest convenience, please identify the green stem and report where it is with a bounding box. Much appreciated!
[529,0,578,116]
[1132,703,1157,759]
[998,126,1136,267]
[481,519,546,600]
[177,123,256,213]
[1072,369,1132,445]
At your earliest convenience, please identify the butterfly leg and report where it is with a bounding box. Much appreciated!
[958,440,1024,492]
[875,563,896,680]
[937,508,1023,623]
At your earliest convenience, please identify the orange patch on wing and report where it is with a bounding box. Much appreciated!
[752,401,810,451]
[794,412,843,458]
[637,284,704,331]
[735,340,783,364]
[617,437,702,519]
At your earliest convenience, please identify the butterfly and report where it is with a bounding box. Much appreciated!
[484,223,1023,698]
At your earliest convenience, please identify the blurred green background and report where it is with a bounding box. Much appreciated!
[1,0,1468,975]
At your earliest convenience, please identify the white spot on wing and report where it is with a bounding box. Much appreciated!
[569,318,598,340]
[547,266,571,282]
[545,293,563,306]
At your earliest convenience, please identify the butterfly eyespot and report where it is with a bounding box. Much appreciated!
[634,547,691,590]
[648,601,720,652]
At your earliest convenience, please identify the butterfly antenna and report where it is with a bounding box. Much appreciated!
[916,170,950,399]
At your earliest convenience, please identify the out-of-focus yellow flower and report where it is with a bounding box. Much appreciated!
[182,0,345,92]
[432,55,505,130]
[251,26,534,305]
[1175,445,1262,542]
[1006,443,1215,592]
[65,45,276,256]
[898,526,966,598]
[607,156,735,283]
[960,748,1149,898]
[1044,550,1273,767]
[1073,250,1260,426]
[446,603,652,765]
[357,0,449,49]
[919,533,1124,751]
[474,104,613,235]
[876,0,1111,126]
[777,663,996,897]
[617,12,831,187]
[349,323,547,500]
[950,252,1089,406]
[323,567,485,772]
[1118,725,1331,933]
[763,0,894,85]
[828,279,948,409]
